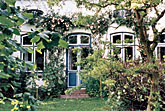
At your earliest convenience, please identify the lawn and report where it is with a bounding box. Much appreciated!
[0,98,108,111]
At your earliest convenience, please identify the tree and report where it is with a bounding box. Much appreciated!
[75,0,165,110]
[0,0,68,102]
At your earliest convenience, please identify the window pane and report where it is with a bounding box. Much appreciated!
[36,49,44,70]
[69,48,77,70]
[81,36,89,44]
[69,36,77,44]
[113,35,121,43]
[23,51,32,61]
[81,47,90,59]
[23,51,32,72]
[160,34,165,43]
[157,47,165,61]
[113,47,122,60]
[23,36,32,45]
[124,35,133,43]
[125,47,133,61]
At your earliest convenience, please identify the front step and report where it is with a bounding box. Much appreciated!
[60,89,90,99]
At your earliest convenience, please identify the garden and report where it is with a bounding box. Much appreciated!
[0,0,165,111]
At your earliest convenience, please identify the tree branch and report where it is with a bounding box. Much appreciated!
[83,1,118,8]
[133,9,142,27]
[152,9,165,28]
[154,6,159,16]
[151,27,165,51]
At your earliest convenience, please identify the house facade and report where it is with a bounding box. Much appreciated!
[14,0,165,88]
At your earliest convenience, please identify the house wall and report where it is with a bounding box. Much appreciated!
[14,0,165,87]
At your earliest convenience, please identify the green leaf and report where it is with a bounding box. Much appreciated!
[59,39,68,48]
[33,64,37,70]
[0,44,5,49]
[37,41,45,49]
[11,81,21,87]
[30,35,40,43]
[0,1,7,10]
[0,72,11,79]
[5,0,16,6]
[28,31,39,38]
[0,64,4,70]
[22,12,33,19]
[151,0,161,4]
[13,28,20,35]
[0,16,14,27]
[0,34,5,41]
[7,5,11,13]
[16,17,24,25]
[36,48,42,54]
[24,47,33,54]
[58,79,63,84]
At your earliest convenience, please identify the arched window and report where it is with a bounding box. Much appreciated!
[110,32,136,62]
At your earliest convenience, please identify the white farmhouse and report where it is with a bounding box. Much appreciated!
[14,0,165,88]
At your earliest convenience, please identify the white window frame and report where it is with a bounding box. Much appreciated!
[123,33,135,45]
[67,33,91,87]
[22,35,33,46]
[21,35,46,73]
[110,32,135,62]
[155,33,165,61]
[111,33,122,45]
[68,34,90,46]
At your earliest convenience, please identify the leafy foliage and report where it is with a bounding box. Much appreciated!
[0,0,36,99]
[11,92,40,111]
[41,47,66,99]
[79,49,165,110]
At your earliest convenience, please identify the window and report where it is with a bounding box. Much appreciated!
[68,34,90,45]
[69,35,77,44]
[124,35,133,43]
[124,47,133,61]
[35,49,44,71]
[21,34,46,72]
[22,35,32,46]
[156,34,165,62]
[67,33,91,87]
[112,35,121,44]
[68,47,77,70]
[81,36,89,44]
[110,32,135,61]
[160,34,165,43]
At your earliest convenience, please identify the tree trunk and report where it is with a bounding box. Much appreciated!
[147,73,159,111]
[145,51,159,111]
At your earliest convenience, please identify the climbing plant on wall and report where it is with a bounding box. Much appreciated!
[41,47,66,99]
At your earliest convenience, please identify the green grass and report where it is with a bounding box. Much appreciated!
[0,98,108,111]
